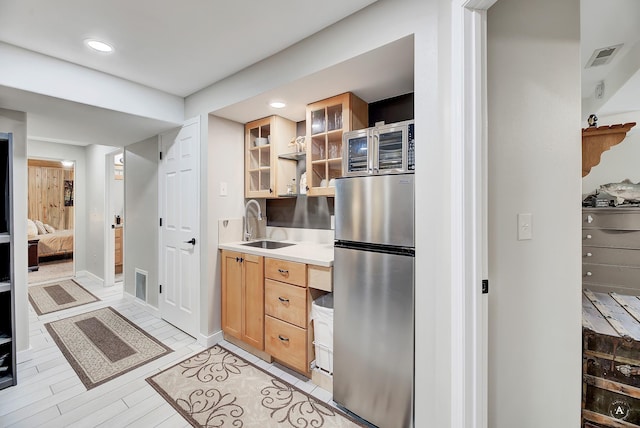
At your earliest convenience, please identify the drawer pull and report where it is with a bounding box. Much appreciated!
[586,271,593,277]
[278,268,289,275]
[586,234,592,240]
[586,252,592,257]
[278,296,290,303]
[278,335,290,342]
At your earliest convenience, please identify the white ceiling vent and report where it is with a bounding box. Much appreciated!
[586,44,624,68]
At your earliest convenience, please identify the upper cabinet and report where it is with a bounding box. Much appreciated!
[245,116,296,198]
[305,93,368,196]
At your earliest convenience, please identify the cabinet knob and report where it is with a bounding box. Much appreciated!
[587,215,594,224]
[586,234,592,239]
[586,271,593,277]
[586,252,592,257]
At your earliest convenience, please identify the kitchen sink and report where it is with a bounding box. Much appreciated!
[240,240,295,249]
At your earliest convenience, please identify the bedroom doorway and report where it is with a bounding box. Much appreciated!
[104,150,124,287]
[27,158,75,284]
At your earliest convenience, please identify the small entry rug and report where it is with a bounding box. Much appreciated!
[146,345,364,428]
[28,279,99,315]
[45,307,173,390]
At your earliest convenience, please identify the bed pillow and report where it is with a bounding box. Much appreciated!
[44,224,56,233]
[27,219,38,238]
[34,220,47,235]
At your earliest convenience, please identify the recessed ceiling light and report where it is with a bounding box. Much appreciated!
[85,39,114,53]
[270,101,286,109]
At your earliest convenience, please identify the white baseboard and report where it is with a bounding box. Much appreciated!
[17,347,33,363]
[199,330,223,348]
[124,291,161,318]
[75,270,104,286]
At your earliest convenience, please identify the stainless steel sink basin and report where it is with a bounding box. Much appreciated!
[240,240,295,249]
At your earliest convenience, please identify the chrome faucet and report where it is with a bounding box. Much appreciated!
[244,199,263,241]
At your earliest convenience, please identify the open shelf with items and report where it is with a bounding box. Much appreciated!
[305,92,368,196]
[0,133,15,391]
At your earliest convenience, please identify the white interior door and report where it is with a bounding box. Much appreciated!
[159,118,200,337]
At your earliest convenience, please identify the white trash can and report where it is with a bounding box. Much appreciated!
[311,293,334,374]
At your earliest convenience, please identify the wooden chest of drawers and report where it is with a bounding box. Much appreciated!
[583,208,640,295]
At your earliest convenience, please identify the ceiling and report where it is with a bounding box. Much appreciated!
[3,0,636,147]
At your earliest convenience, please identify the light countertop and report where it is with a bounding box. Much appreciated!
[218,240,334,267]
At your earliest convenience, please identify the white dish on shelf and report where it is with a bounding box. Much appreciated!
[329,178,336,186]
[254,137,269,147]
[320,179,327,187]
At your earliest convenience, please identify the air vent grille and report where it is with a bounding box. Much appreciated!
[135,268,148,302]
[586,44,623,68]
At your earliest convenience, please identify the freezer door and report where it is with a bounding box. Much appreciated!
[333,246,414,428]
[335,174,414,247]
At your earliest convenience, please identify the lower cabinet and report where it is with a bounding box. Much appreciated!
[221,250,264,350]
[220,250,333,377]
[264,258,313,375]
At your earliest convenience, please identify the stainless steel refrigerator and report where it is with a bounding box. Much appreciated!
[334,173,415,428]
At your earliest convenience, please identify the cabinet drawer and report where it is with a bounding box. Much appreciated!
[583,263,640,288]
[583,229,640,249]
[265,279,307,328]
[583,246,640,267]
[265,316,307,373]
[265,258,306,287]
[308,265,332,291]
[583,209,640,230]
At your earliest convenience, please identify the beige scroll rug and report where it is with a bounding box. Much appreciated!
[45,307,173,389]
[147,345,364,428]
[28,279,99,315]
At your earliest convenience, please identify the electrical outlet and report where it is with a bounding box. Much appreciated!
[517,213,532,240]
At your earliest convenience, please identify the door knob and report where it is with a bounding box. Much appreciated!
[184,238,196,245]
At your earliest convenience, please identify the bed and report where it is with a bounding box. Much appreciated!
[36,229,74,258]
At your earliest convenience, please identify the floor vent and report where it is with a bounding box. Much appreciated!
[135,268,148,302]
[585,44,623,68]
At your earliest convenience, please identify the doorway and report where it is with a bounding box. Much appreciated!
[105,150,124,287]
[27,158,75,284]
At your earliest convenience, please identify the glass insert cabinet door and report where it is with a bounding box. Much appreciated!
[309,103,344,191]
[246,120,272,197]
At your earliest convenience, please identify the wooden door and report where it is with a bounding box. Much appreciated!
[242,253,264,350]
[221,250,243,340]
[159,118,201,337]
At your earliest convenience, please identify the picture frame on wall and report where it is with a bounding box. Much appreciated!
[64,180,74,206]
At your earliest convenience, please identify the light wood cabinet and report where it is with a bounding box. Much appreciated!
[245,116,296,198]
[221,250,265,350]
[264,257,314,375]
[305,92,368,196]
[114,227,123,274]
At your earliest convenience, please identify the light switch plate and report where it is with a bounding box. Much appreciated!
[517,213,532,240]
[220,182,228,196]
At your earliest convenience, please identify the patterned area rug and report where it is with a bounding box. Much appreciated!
[147,345,364,428]
[28,279,99,315]
[46,307,173,390]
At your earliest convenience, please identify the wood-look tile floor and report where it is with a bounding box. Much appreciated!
[1,276,333,427]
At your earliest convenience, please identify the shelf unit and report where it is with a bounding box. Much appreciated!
[0,133,15,391]
[245,116,297,198]
[305,92,368,197]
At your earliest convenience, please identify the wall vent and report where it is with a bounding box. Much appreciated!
[135,268,148,302]
[585,44,623,68]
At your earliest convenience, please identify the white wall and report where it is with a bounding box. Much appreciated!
[124,137,158,306]
[487,0,582,426]
[582,111,640,194]
[201,115,244,338]
[27,140,87,272]
[84,144,119,282]
[0,108,28,353]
